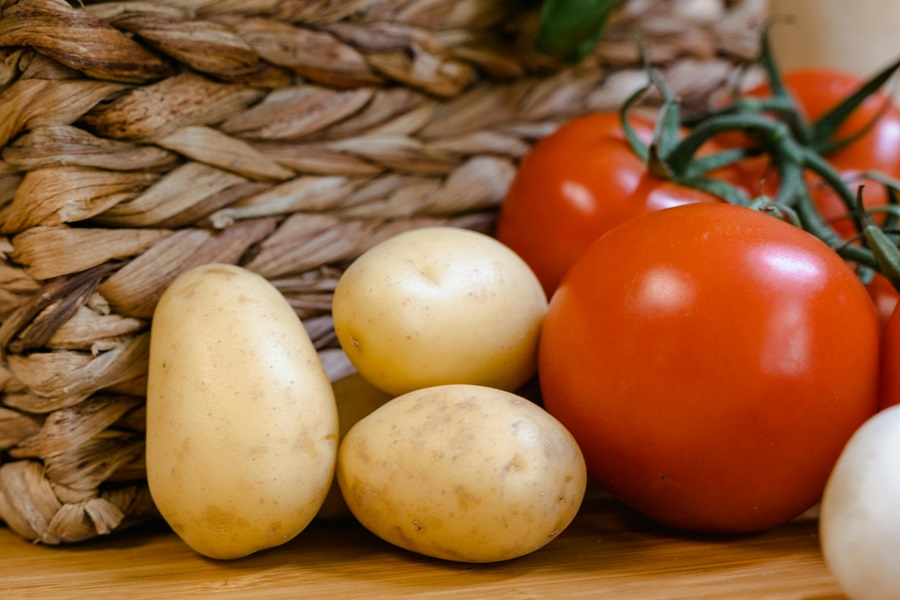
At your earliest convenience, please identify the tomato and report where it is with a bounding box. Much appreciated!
[739,157,889,239]
[879,301,900,410]
[539,203,880,533]
[866,271,900,333]
[772,69,900,171]
[743,69,900,174]
[736,69,900,238]
[496,113,728,297]
[802,169,890,239]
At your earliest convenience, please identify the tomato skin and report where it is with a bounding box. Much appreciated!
[879,301,900,410]
[539,203,880,533]
[866,272,900,333]
[496,113,724,297]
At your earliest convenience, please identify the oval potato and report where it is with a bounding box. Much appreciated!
[332,227,548,396]
[337,384,587,562]
[146,264,338,559]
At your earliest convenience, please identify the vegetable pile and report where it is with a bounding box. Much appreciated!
[143,29,900,598]
[498,35,900,598]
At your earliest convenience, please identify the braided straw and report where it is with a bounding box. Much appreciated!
[0,0,765,544]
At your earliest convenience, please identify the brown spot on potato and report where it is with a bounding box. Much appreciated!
[268,521,283,536]
[504,453,527,473]
[454,485,480,511]
[294,435,318,459]
[177,280,203,298]
[176,439,191,460]
[203,505,245,532]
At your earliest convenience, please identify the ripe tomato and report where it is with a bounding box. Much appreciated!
[539,203,880,533]
[879,302,900,410]
[496,113,728,297]
[866,271,900,333]
[769,69,900,174]
[740,157,889,240]
[738,69,900,237]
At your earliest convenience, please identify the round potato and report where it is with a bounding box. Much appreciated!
[337,384,587,563]
[332,227,548,396]
[146,264,338,559]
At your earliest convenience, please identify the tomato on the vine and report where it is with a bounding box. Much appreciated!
[495,113,737,297]
[764,69,900,172]
[738,159,891,239]
[737,69,900,238]
[539,202,880,533]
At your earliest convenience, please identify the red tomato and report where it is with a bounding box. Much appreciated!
[879,299,900,410]
[771,69,900,172]
[737,69,900,237]
[496,113,728,297]
[866,272,900,333]
[739,157,889,240]
[539,203,880,533]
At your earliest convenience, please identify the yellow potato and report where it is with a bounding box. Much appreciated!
[316,373,393,520]
[332,226,548,396]
[337,384,587,563]
[146,264,338,559]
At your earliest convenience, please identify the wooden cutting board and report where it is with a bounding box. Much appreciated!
[0,488,845,599]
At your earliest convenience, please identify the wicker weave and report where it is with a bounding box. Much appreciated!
[0,0,765,544]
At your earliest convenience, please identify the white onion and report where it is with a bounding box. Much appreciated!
[820,405,900,600]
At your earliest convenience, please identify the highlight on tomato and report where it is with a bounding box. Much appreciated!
[538,202,880,534]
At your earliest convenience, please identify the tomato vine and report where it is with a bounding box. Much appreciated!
[617,33,900,291]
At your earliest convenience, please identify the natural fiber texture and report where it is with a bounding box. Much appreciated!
[0,0,765,544]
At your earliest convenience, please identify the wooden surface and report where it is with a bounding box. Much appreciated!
[0,489,845,600]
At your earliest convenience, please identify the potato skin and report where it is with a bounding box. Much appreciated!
[337,384,587,562]
[146,264,338,559]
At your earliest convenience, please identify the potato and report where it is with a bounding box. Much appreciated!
[337,384,587,562]
[332,227,548,396]
[316,373,393,520]
[146,264,338,559]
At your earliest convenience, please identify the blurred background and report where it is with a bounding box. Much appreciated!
[769,0,900,77]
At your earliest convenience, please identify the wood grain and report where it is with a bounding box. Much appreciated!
[0,489,846,600]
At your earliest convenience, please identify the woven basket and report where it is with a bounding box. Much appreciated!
[0,0,765,544]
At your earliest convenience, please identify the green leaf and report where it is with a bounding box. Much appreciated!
[535,0,618,62]
[809,54,900,153]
